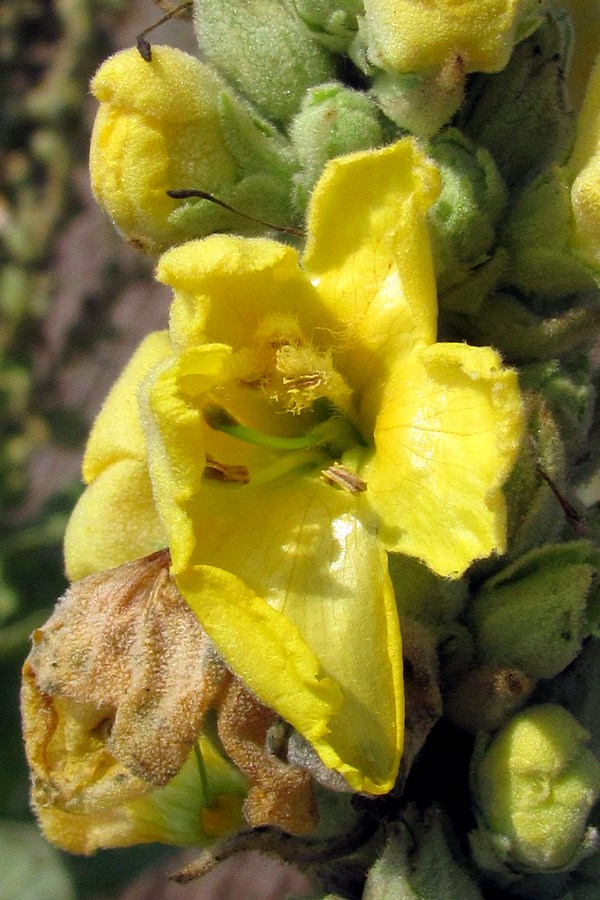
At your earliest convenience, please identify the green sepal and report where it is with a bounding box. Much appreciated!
[427,128,507,292]
[388,554,467,632]
[469,542,600,680]
[503,391,567,558]
[293,0,362,53]
[521,354,595,448]
[501,169,599,298]
[217,91,297,179]
[369,69,464,138]
[438,250,508,316]
[444,293,600,363]
[193,0,336,125]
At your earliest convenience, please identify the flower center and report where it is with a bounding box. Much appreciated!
[203,313,367,491]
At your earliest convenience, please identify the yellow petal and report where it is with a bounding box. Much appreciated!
[83,330,171,484]
[173,476,403,795]
[34,741,245,853]
[144,344,232,572]
[157,235,338,354]
[64,459,165,581]
[364,343,524,577]
[303,139,440,399]
[362,0,526,74]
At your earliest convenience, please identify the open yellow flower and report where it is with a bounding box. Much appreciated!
[66,139,523,796]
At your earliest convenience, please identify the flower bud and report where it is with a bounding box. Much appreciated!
[426,129,506,292]
[472,704,600,871]
[294,0,363,53]
[355,0,543,78]
[290,83,385,212]
[469,542,600,680]
[193,0,336,125]
[502,38,600,296]
[364,805,484,899]
[462,11,574,188]
[90,46,296,255]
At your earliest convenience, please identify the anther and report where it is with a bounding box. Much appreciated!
[321,463,367,495]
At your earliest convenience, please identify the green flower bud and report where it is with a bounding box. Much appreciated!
[193,0,336,125]
[426,129,507,292]
[90,46,297,255]
[461,10,574,188]
[521,354,595,449]
[501,169,599,298]
[294,0,363,53]
[472,704,600,871]
[364,805,484,899]
[444,294,600,363]
[504,44,600,297]
[368,66,465,138]
[469,542,600,680]
[290,83,385,212]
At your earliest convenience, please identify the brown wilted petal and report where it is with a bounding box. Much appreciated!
[401,617,443,779]
[22,549,228,814]
[216,676,318,835]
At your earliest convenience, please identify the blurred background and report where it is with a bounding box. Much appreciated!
[0,2,308,896]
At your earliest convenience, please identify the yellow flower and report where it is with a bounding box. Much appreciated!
[89,46,294,255]
[359,0,540,75]
[66,139,523,796]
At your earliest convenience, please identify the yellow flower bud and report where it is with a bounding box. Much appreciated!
[473,704,600,871]
[359,0,541,76]
[90,46,237,254]
[90,46,295,255]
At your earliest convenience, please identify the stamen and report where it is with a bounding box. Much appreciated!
[321,463,367,495]
[203,455,250,485]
